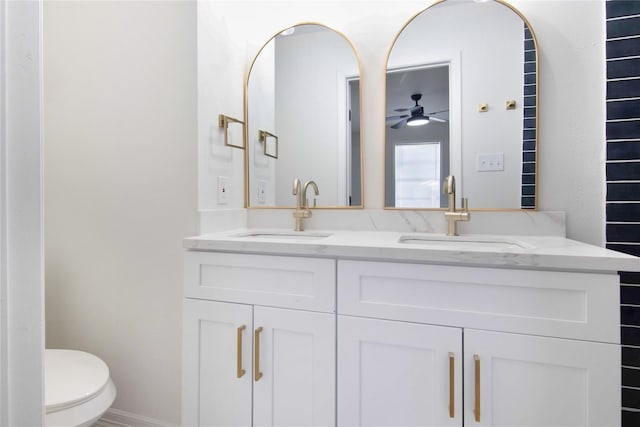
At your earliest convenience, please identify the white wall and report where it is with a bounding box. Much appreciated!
[44,1,197,424]
[198,1,246,212]
[518,0,606,245]
[199,0,606,245]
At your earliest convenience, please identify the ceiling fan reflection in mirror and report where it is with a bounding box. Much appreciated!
[386,93,448,129]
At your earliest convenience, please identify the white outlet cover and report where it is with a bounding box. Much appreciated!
[257,180,266,204]
[217,176,229,204]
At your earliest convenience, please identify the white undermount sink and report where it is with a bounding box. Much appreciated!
[233,231,332,240]
[398,234,534,250]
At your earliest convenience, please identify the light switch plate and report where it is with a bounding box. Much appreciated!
[477,152,504,172]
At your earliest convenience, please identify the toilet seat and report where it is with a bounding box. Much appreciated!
[45,349,116,427]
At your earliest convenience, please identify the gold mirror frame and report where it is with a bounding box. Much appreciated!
[244,22,365,209]
[383,0,539,211]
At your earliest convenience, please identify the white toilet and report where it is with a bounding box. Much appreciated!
[45,349,117,427]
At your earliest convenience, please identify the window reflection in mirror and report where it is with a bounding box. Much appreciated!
[385,0,538,210]
[394,142,442,208]
[246,24,362,208]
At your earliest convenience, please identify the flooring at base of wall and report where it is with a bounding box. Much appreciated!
[96,408,179,427]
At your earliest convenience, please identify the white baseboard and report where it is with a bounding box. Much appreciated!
[96,408,179,427]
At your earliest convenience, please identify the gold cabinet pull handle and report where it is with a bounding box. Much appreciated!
[254,327,263,381]
[449,352,455,418]
[474,354,481,422]
[236,325,246,378]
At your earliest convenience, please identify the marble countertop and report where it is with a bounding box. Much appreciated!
[184,229,640,273]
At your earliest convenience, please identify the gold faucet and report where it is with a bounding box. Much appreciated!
[443,175,470,236]
[292,178,319,231]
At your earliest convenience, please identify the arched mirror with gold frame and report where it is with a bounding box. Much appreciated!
[244,23,363,209]
[384,0,538,210]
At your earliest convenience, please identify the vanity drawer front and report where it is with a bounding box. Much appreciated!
[337,260,619,343]
[185,251,335,312]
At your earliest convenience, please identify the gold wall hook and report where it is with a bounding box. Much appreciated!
[218,114,245,149]
[478,103,488,112]
[505,100,516,110]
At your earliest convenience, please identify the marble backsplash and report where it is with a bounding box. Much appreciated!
[199,208,566,237]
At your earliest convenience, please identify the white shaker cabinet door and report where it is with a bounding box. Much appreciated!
[464,329,620,427]
[338,315,463,427]
[182,299,253,427]
[253,306,336,427]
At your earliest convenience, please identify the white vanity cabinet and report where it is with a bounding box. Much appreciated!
[182,252,336,427]
[463,329,619,426]
[183,239,625,427]
[338,315,463,426]
[337,260,621,427]
[338,316,618,426]
[183,299,252,426]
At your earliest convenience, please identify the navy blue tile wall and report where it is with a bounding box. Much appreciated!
[607,120,640,140]
[623,409,640,425]
[606,1,640,422]
[623,345,640,367]
[609,182,640,199]
[608,224,640,242]
[623,306,640,326]
[522,24,536,209]
[609,99,640,120]
[608,142,640,160]
[607,203,640,222]
[608,1,640,18]
[608,79,640,98]
[607,38,640,58]
[624,388,640,409]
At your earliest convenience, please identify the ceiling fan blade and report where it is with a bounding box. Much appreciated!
[428,116,448,123]
[386,114,408,122]
[394,108,410,112]
[427,109,449,115]
[390,118,408,129]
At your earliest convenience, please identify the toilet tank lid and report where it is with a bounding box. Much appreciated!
[45,349,111,413]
